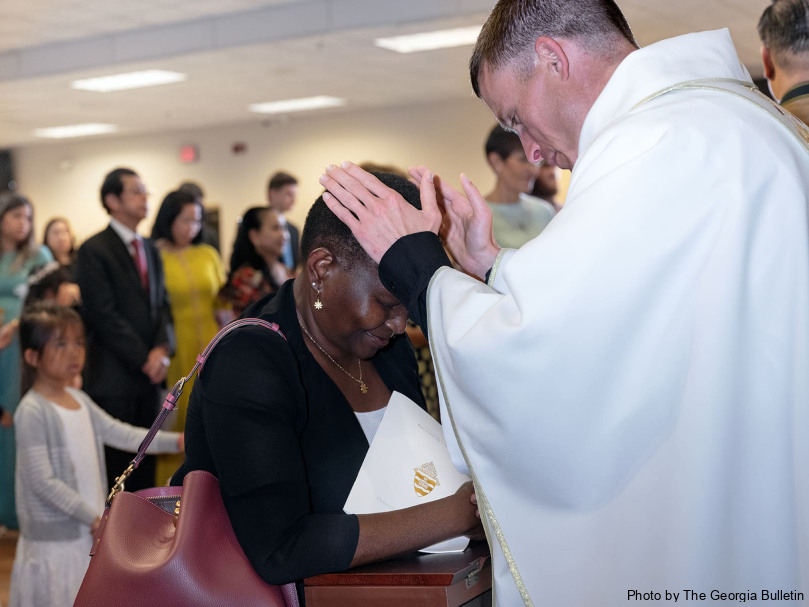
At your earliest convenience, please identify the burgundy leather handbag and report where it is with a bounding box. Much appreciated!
[74,319,299,607]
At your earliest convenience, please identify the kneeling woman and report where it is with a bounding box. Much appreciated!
[172,173,482,598]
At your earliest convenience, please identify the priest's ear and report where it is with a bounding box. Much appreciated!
[534,37,570,81]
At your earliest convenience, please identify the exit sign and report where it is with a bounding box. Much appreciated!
[179,144,198,163]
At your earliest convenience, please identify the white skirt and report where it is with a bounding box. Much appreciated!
[8,532,92,607]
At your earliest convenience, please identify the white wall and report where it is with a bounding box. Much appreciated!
[14,97,500,265]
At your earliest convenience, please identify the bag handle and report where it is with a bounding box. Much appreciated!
[107,318,286,503]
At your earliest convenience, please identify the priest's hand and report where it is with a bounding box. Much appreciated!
[408,166,500,281]
[320,162,442,264]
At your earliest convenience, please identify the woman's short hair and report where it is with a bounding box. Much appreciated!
[358,162,407,178]
[300,172,421,269]
[150,189,204,245]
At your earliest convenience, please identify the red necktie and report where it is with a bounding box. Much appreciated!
[132,238,149,290]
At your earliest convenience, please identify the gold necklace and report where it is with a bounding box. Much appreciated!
[298,317,368,395]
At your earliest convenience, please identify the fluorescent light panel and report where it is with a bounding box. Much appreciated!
[71,70,187,92]
[34,123,118,139]
[249,96,346,114]
[374,26,482,54]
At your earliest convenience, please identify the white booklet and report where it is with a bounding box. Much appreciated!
[344,391,471,553]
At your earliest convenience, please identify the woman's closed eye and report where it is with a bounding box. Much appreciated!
[379,299,401,310]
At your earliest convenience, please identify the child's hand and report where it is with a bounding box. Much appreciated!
[90,516,101,536]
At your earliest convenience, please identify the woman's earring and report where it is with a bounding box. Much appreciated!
[312,282,323,310]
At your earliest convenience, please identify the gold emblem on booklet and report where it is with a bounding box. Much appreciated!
[413,461,440,497]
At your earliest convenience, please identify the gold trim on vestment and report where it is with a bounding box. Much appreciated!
[487,248,509,289]
[427,266,535,607]
[632,78,809,149]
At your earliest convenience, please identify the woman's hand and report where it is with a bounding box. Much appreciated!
[351,480,485,568]
[454,481,486,540]
[408,167,500,280]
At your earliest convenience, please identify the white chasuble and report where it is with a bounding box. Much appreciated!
[428,30,809,606]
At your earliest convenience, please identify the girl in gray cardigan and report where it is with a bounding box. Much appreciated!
[9,303,183,607]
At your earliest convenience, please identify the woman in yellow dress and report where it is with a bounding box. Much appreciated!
[151,189,226,484]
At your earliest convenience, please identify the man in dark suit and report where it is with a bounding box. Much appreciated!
[267,171,300,272]
[75,167,175,491]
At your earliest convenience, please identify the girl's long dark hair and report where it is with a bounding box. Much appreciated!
[19,302,84,394]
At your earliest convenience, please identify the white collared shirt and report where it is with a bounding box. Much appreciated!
[108,217,141,255]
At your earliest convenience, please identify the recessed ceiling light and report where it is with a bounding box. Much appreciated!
[71,70,187,93]
[34,123,118,139]
[249,96,346,114]
[374,26,482,54]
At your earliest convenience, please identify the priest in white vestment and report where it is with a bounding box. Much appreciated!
[320,1,809,605]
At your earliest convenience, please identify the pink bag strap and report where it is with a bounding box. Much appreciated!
[107,318,286,503]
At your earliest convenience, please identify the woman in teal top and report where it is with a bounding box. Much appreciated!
[0,192,52,528]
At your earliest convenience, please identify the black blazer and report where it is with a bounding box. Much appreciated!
[75,225,175,403]
[174,281,424,585]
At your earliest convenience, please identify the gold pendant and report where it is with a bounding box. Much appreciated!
[360,381,368,394]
